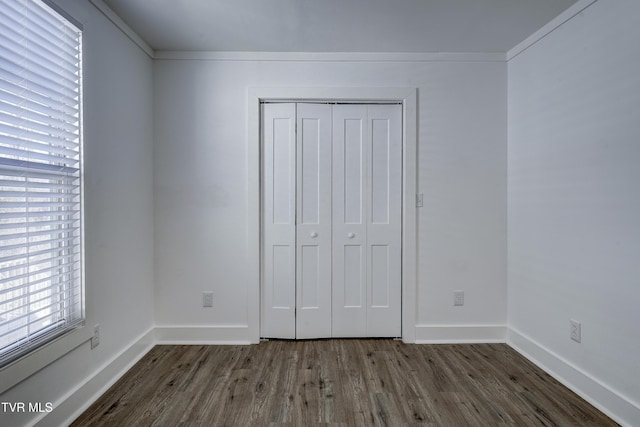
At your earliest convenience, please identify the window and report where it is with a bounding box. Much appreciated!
[0,0,83,367]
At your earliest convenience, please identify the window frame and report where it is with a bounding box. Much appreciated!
[0,0,88,393]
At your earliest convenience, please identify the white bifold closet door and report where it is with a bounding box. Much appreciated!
[296,104,332,338]
[331,105,402,337]
[262,102,401,339]
[262,103,297,338]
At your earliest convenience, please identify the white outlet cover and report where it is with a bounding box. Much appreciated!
[91,324,100,349]
[203,291,213,307]
[454,290,464,306]
[570,319,581,343]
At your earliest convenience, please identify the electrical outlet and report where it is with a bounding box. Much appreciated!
[202,291,213,308]
[454,290,464,306]
[91,324,100,349]
[416,193,424,208]
[570,319,581,343]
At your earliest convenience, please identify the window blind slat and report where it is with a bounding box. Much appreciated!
[0,265,81,302]
[0,223,79,234]
[0,225,80,243]
[0,101,79,141]
[0,269,82,302]
[0,91,79,132]
[0,14,79,70]
[1,295,83,326]
[0,5,80,59]
[0,296,76,325]
[0,267,80,298]
[0,44,79,92]
[0,287,81,313]
[0,245,80,267]
[0,74,79,114]
[0,152,79,170]
[0,202,77,211]
[0,248,79,271]
[0,180,77,192]
[0,236,79,256]
[1,292,82,323]
[0,81,79,123]
[0,135,79,163]
[0,282,80,309]
[0,162,79,181]
[0,31,79,79]
[0,210,80,221]
[0,126,80,157]
[0,149,80,172]
[0,237,76,254]
[0,299,82,341]
[0,26,78,82]
[0,109,79,144]
[0,65,79,114]
[2,2,79,51]
[0,244,80,265]
[0,262,80,287]
[0,56,79,102]
[26,0,80,47]
[0,190,78,201]
[0,218,78,230]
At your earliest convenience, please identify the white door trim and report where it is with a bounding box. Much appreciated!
[248,87,418,343]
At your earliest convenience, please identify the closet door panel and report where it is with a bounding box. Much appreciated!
[262,103,296,338]
[332,105,368,336]
[366,105,402,337]
[296,103,332,338]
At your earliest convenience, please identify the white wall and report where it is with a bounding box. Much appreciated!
[0,1,155,426]
[6,0,640,424]
[508,0,640,424]
[153,57,507,341]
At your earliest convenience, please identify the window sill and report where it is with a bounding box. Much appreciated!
[0,323,91,394]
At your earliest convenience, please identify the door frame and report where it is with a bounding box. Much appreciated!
[247,87,418,343]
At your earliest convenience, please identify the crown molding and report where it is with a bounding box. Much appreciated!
[154,51,506,62]
[507,0,598,61]
[89,0,154,58]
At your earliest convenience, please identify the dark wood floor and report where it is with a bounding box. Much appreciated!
[73,340,617,426]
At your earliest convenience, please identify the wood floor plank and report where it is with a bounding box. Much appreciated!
[72,340,618,427]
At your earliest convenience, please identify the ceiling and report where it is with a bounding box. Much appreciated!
[102,0,578,53]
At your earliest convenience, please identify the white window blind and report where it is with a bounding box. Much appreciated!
[0,0,83,367]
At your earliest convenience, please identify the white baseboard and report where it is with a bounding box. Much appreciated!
[414,324,507,343]
[508,328,640,427]
[33,327,155,427]
[154,325,254,344]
